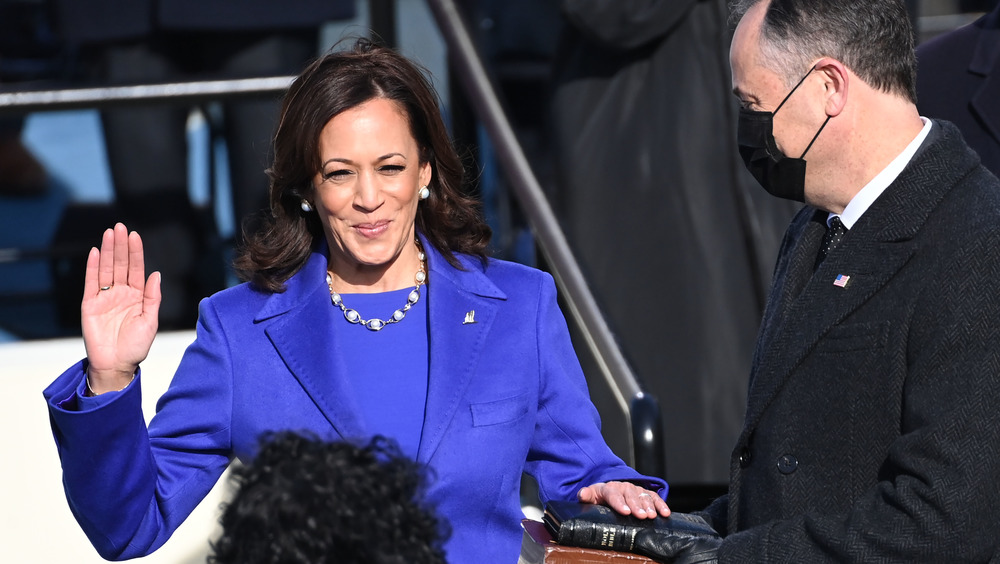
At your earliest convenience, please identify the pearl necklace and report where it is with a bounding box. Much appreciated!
[326,241,427,332]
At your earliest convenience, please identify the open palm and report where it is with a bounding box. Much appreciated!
[81,223,161,393]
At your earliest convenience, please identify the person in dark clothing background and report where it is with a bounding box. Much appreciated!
[917,0,1000,178]
[550,0,799,489]
[49,0,354,328]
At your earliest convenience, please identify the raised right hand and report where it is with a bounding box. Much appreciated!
[81,223,161,394]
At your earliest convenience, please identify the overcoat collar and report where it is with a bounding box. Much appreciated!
[740,121,976,437]
[969,5,1000,147]
[255,234,506,463]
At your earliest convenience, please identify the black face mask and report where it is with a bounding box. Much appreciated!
[737,67,831,202]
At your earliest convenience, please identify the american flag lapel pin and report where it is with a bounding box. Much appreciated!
[833,274,851,288]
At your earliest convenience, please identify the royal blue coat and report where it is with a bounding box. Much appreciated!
[45,238,666,562]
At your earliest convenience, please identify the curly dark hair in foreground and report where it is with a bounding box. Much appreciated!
[208,432,449,564]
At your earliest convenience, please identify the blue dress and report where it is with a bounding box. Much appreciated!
[333,287,429,458]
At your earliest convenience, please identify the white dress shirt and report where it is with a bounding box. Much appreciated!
[829,116,933,229]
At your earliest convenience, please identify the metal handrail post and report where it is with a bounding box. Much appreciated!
[630,393,666,478]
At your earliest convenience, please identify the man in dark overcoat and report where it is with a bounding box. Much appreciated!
[916,1,1000,178]
[657,0,1000,562]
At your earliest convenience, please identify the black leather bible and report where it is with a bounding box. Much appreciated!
[543,501,719,560]
[519,519,659,563]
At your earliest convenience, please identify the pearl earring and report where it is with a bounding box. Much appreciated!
[418,186,430,200]
[300,200,313,213]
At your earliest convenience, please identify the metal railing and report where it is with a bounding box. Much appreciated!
[0,0,665,477]
[424,0,663,476]
[0,77,294,114]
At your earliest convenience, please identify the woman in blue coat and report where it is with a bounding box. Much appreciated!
[44,40,670,562]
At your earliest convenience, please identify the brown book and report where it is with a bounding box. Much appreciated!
[518,519,658,564]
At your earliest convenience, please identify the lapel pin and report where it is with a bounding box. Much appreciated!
[463,310,476,324]
[833,274,851,288]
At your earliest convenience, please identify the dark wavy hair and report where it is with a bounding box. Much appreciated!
[730,0,917,103]
[234,38,491,292]
[208,432,449,564]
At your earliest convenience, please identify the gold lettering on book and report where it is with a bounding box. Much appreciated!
[600,529,616,547]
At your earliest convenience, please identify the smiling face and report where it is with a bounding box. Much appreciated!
[312,97,432,290]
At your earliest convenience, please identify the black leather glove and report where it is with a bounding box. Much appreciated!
[632,513,722,564]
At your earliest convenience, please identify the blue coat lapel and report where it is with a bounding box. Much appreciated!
[250,236,507,458]
[418,238,505,463]
[257,245,368,441]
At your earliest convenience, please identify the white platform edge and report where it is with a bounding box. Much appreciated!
[0,330,231,563]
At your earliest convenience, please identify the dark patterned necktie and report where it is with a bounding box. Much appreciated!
[815,216,847,270]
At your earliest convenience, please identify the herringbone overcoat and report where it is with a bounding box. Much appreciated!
[704,120,1000,562]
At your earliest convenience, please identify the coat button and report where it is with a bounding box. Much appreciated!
[739,448,752,468]
[777,454,798,474]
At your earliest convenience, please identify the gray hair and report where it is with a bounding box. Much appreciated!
[729,0,917,103]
